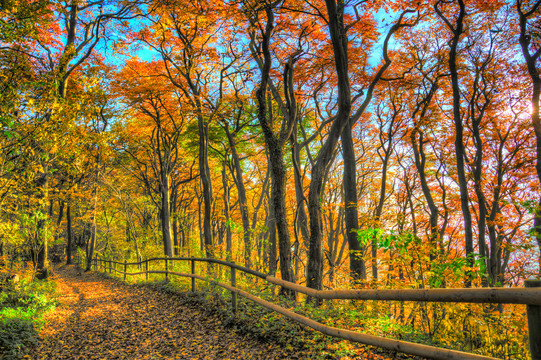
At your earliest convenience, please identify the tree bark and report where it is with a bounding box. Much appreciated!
[85,156,99,272]
[267,193,278,276]
[307,0,352,293]
[161,174,173,257]
[341,119,366,281]
[291,127,310,248]
[222,160,233,261]
[66,201,73,265]
[409,78,440,265]
[198,112,214,259]
[253,5,295,296]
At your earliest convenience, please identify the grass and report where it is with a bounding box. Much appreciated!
[0,270,57,360]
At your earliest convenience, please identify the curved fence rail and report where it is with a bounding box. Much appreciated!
[92,256,541,360]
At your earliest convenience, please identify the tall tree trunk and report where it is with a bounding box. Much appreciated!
[197,189,204,253]
[171,187,179,256]
[291,128,310,247]
[306,3,412,292]
[409,78,440,266]
[435,0,474,286]
[222,160,232,261]
[268,191,277,276]
[291,130,308,280]
[66,201,73,265]
[198,113,214,258]
[307,0,352,293]
[85,167,99,272]
[225,127,251,267]
[268,147,294,288]
[254,5,295,295]
[35,163,49,275]
[411,130,439,262]
[372,136,393,283]
[486,136,506,286]
[517,0,541,274]
[341,120,366,282]
[471,104,489,285]
[161,175,173,257]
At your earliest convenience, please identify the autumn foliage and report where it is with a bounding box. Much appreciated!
[1,0,540,358]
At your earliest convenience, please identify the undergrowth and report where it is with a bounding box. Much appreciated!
[0,270,57,360]
[98,261,530,360]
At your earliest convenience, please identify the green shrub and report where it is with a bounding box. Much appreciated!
[0,278,57,359]
[0,309,38,360]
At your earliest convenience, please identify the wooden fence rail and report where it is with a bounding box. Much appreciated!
[92,256,541,360]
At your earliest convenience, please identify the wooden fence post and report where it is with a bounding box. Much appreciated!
[231,262,237,313]
[191,257,195,292]
[145,259,149,281]
[526,279,541,360]
[123,260,127,281]
[165,257,168,281]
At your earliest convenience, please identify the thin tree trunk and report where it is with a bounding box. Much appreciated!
[268,187,277,276]
[291,128,310,248]
[86,160,99,272]
[412,131,439,260]
[222,160,232,261]
[161,175,173,257]
[225,127,251,267]
[198,113,214,259]
[66,202,73,265]
[197,189,204,253]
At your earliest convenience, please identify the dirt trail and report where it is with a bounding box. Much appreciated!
[32,265,306,360]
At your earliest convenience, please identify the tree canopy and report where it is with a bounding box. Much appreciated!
[1,0,539,293]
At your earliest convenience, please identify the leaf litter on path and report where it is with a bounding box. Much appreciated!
[31,265,410,360]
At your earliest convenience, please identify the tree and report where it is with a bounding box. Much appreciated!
[306,1,418,292]
[113,60,196,258]
[246,0,297,293]
[517,0,541,273]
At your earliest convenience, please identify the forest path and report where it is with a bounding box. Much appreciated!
[31,265,307,360]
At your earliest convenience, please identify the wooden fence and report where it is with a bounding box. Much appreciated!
[92,256,541,360]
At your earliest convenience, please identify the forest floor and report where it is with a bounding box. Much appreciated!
[30,265,409,360]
